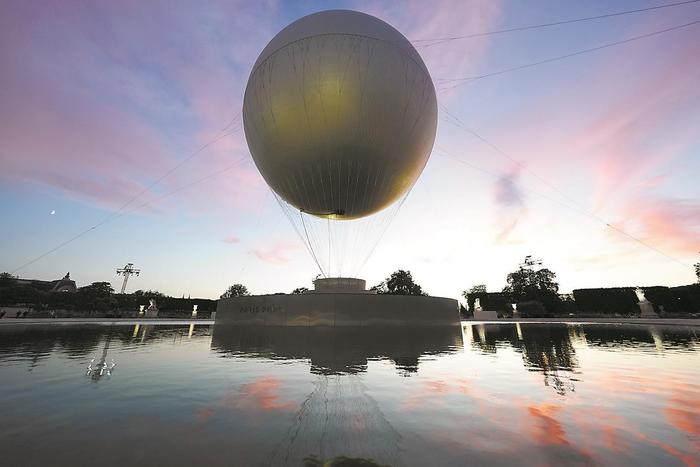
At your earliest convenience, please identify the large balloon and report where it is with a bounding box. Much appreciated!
[243,10,437,220]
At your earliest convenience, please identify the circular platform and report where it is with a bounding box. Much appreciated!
[311,277,372,294]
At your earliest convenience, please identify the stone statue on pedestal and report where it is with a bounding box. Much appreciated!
[635,288,657,318]
[472,297,498,320]
[145,299,159,318]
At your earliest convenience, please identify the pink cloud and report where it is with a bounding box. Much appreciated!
[611,196,700,256]
[402,378,476,410]
[222,235,240,244]
[0,1,503,218]
[492,166,526,244]
[439,15,700,262]
[494,217,522,245]
[195,375,297,423]
[251,241,301,265]
[527,404,570,447]
[398,366,699,465]
[356,0,503,97]
[0,1,275,214]
[571,247,641,270]
[559,19,700,213]
[494,168,524,207]
[224,377,297,412]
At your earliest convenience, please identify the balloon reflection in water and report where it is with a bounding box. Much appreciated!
[212,324,461,466]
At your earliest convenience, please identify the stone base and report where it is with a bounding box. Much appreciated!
[638,302,658,318]
[216,293,459,326]
[311,277,374,294]
[473,309,499,320]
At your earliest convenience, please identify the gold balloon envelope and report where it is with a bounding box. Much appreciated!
[243,10,438,219]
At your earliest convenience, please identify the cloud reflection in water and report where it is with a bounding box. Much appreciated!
[0,323,697,466]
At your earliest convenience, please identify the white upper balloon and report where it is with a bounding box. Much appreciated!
[243,10,437,219]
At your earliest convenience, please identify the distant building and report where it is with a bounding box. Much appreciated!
[13,272,77,293]
[51,272,77,292]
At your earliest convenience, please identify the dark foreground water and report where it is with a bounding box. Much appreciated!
[0,323,698,467]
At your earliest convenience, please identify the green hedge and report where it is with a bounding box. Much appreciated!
[0,285,217,313]
[516,300,550,318]
[466,292,513,313]
[572,288,639,315]
[571,285,699,316]
[622,285,699,315]
[642,286,677,314]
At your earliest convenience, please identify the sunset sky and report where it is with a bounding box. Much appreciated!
[1,0,699,300]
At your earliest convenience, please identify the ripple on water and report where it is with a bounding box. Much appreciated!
[0,322,697,466]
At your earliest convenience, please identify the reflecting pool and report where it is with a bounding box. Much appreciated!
[0,323,698,466]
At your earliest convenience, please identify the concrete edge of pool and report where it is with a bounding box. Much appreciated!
[465,318,700,326]
[0,318,215,326]
[0,318,698,326]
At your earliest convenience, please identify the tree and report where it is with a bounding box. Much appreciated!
[76,282,115,312]
[79,282,114,296]
[382,270,425,296]
[0,272,16,288]
[292,287,309,294]
[133,289,166,298]
[502,257,560,311]
[221,284,249,298]
[695,252,699,282]
[462,284,486,300]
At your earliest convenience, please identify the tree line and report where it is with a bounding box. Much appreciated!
[220,269,427,299]
[218,255,700,318]
[4,252,699,319]
[463,255,700,317]
[0,275,216,318]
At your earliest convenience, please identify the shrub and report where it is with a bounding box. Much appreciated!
[459,303,472,318]
[668,284,700,315]
[466,292,513,313]
[572,288,638,315]
[516,300,548,318]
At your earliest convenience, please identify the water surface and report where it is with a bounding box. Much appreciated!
[0,322,698,466]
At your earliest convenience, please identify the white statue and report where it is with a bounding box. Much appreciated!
[145,299,159,317]
[192,304,198,318]
[474,298,482,312]
[635,288,657,317]
[635,288,648,303]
